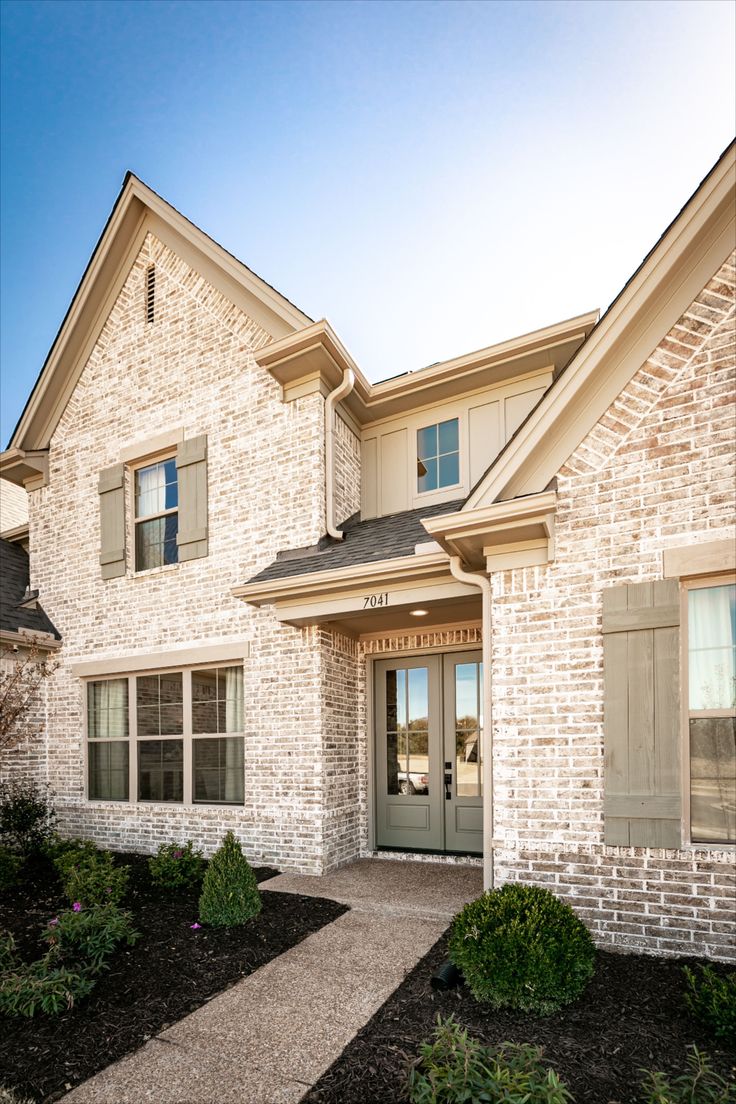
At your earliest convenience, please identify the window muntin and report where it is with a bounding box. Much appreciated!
[86,665,244,806]
[687,581,735,844]
[417,418,459,493]
[134,458,178,570]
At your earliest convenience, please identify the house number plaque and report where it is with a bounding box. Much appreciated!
[363,592,389,608]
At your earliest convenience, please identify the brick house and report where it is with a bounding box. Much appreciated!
[1,143,734,961]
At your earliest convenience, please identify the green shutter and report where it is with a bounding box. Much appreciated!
[602,580,681,847]
[98,464,126,580]
[176,435,208,561]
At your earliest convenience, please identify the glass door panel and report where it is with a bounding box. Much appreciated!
[443,651,483,853]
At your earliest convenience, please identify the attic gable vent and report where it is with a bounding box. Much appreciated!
[145,265,156,324]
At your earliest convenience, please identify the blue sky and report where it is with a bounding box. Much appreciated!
[1,0,734,446]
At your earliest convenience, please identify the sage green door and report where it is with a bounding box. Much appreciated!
[374,651,483,854]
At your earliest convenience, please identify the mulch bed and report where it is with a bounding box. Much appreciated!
[0,852,347,1103]
[304,931,735,1104]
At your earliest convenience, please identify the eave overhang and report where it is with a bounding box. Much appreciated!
[465,141,736,508]
[0,448,49,490]
[256,312,599,428]
[422,490,557,572]
[0,628,61,651]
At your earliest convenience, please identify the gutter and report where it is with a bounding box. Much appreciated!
[325,369,355,540]
[448,555,494,892]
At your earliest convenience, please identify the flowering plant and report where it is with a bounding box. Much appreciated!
[149,841,205,892]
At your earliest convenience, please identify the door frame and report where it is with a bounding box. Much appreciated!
[367,641,483,855]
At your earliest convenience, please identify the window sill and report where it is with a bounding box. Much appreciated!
[130,562,181,580]
[84,798,246,811]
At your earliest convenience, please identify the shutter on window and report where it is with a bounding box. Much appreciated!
[176,435,208,561]
[98,464,126,580]
[602,580,681,847]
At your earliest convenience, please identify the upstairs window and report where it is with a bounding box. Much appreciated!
[417,417,459,493]
[134,457,178,570]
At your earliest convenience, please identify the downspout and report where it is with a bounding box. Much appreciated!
[325,369,355,540]
[449,555,494,892]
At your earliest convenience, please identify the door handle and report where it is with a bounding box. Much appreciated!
[444,770,452,799]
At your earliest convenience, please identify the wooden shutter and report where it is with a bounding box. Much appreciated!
[176,435,208,561]
[603,580,681,847]
[98,464,126,580]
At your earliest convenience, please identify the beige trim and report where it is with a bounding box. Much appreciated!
[257,313,597,427]
[422,490,557,569]
[272,577,478,628]
[0,629,61,651]
[0,449,49,490]
[680,573,736,849]
[9,175,311,453]
[120,427,184,464]
[663,538,736,579]
[71,639,250,677]
[0,523,30,544]
[465,144,736,508]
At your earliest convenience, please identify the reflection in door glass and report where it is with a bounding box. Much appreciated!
[386,667,429,795]
[455,662,482,796]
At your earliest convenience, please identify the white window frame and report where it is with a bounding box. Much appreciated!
[83,662,245,807]
[130,451,179,573]
[680,572,736,848]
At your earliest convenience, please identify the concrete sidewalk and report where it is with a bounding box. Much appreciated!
[63,859,482,1104]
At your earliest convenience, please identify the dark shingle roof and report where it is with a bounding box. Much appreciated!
[247,500,464,586]
[0,539,61,640]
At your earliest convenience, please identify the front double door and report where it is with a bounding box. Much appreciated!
[374,651,483,854]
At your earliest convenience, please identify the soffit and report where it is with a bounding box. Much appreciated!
[257,312,598,427]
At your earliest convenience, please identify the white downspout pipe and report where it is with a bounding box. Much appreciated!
[325,369,355,540]
[449,555,494,892]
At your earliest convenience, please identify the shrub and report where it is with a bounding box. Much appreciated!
[149,840,205,892]
[407,1015,573,1104]
[60,850,129,908]
[198,831,261,927]
[48,836,99,880]
[683,964,736,1043]
[0,1086,37,1104]
[44,903,139,973]
[0,779,56,856]
[449,883,596,1015]
[0,953,94,1017]
[640,1046,734,1104]
[0,931,18,972]
[0,846,21,891]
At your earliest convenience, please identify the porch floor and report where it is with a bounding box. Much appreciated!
[62,858,482,1104]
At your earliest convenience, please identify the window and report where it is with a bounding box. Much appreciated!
[686,579,735,844]
[417,417,459,492]
[86,665,245,806]
[134,457,178,570]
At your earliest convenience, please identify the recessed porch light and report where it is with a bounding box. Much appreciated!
[410,609,429,616]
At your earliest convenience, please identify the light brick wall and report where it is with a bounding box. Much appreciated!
[332,412,361,527]
[15,233,349,871]
[489,252,736,960]
[0,645,51,784]
[0,479,28,533]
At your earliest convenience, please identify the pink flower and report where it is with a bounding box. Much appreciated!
[72,902,82,912]
[173,850,183,859]
[190,922,201,930]
[106,887,112,893]
[48,917,59,927]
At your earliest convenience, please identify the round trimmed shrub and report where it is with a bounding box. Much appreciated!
[449,883,595,1015]
[198,831,261,927]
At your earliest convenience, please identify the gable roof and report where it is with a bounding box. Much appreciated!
[0,539,61,642]
[7,173,312,452]
[464,140,736,509]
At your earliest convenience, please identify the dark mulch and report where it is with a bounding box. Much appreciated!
[304,932,735,1104]
[0,852,347,1103]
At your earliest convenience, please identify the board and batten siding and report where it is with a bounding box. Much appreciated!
[603,580,681,848]
[360,375,549,519]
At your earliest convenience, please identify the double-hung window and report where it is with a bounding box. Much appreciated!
[86,665,245,806]
[417,417,459,493]
[685,578,735,844]
[134,457,179,570]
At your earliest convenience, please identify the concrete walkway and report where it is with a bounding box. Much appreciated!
[63,859,482,1104]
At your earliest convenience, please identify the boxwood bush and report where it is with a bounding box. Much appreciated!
[198,831,261,927]
[449,883,595,1015]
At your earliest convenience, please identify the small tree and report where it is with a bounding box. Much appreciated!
[198,831,261,927]
[0,644,57,754]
